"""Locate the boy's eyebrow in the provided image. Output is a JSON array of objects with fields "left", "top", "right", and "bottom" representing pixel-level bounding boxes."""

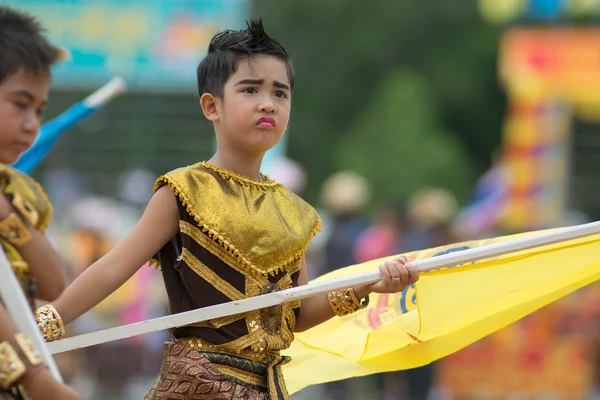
[
  {"left": 10, "top": 89, "right": 44, "bottom": 101},
  {"left": 234, "top": 79, "right": 290, "bottom": 91},
  {"left": 10, "top": 90, "right": 35, "bottom": 100},
  {"left": 273, "top": 81, "right": 290, "bottom": 91},
  {"left": 10, "top": 90, "right": 47, "bottom": 105},
  {"left": 235, "top": 78, "right": 264, "bottom": 87}
]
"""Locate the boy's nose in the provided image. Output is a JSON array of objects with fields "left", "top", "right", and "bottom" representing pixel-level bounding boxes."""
[
  {"left": 258, "top": 102, "right": 276, "bottom": 113},
  {"left": 22, "top": 114, "right": 41, "bottom": 136}
]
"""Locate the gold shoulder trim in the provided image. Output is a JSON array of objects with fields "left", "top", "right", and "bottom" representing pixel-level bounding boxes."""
[
  {"left": 148, "top": 257, "right": 160, "bottom": 269},
  {"left": 156, "top": 175, "right": 322, "bottom": 277},
  {"left": 0, "top": 166, "right": 53, "bottom": 233},
  {"left": 198, "top": 162, "right": 282, "bottom": 190}
]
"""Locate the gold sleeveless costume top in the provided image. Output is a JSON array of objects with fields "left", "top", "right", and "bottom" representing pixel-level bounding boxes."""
[
  {"left": 150, "top": 162, "right": 321, "bottom": 397},
  {"left": 0, "top": 165, "right": 52, "bottom": 399},
  {"left": 0, "top": 164, "right": 53, "bottom": 309}
]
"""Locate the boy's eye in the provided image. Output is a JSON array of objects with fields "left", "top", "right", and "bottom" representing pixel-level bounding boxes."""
[
  {"left": 243, "top": 87, "right": 257, "bottom": 94},
  {"left": 274, "top": 91, "right": 287, "bottom": 99},
  {"left": 13, "top": 102, "right": 27, "bottom": 109}
]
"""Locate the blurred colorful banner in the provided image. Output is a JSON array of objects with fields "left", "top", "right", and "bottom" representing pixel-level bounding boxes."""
[
  {"left": 500, "top": 28, "right": 600, "bottom": 107},
  {"left": 499, "top": 28, "right": 600, "bottom": 232},
  {"left": 3, "top": 0, "right": 248, "bottom": 90},
  {"left": 478, "top": 0, "right": 600, "bottom": 24},
  {"left": 458, "top": 28, "right": 600, "bottom": 234}
]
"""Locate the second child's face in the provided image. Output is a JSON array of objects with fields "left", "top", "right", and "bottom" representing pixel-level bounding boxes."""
[
  {"left": 215, "top": 56, "right": 291, "bottom": 155},
  {"left": 0, "top": 69, "right": 50, "bottom": 164}
]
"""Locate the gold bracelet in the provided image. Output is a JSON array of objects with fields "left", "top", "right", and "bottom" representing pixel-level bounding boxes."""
[
  {"left": 0, "top": 341, "right": 26, "bottom": 390},
  {"left": 327, "top": 288, "right": 369, "bottom": 317},
  {"left": 35, "top": 304, "right": 65, "bottom": 342},
  {"left": 0, "top": 213, "right": 31, "bottom": 247},
  {"left": 14, "top": 333, "right": 43, "bottom": 366}
]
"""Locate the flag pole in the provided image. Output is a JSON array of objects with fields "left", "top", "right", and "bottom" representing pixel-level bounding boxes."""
[
  {"left": 14, "top": 76, "right": 127, "bottom": 173},
  {"left": 48, "top": 220, "right": 600, "bottom": 355}
]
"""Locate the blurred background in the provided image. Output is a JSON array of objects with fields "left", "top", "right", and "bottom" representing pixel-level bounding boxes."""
[{"left": 4, "top": 0, "right": 600, "bottom": 398}]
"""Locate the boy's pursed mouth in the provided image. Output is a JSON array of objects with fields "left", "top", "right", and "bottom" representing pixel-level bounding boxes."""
[
  {"left": 257, "top": 117, "right": 275, "bottom": 128},
  {"left": 12, "top": 141, "right": 32, "bottom": 150}
]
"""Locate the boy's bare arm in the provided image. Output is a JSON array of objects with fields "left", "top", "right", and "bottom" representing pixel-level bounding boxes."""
[
  {"left": 293, "top": 257, "right": 337, "bottom": 332},
  {"left": 0, "top": 304, "right": 81, "bottom": 399},
  {"left": 11, "top": 230, "right": 66, "bottom": 302},
  {"left": 0, "top": 195, "right": 67, "bottom": 301},
  {"left": 50, "top": 186, "right": 179, "bottom": 325}
]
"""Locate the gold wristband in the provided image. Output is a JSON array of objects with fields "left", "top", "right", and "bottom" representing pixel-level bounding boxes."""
[
  {"left": 328, "top": 288, "right": 369, "bottom": 317},
  {"left": 0, "top": 213, "right": 31, "bottom": 247},
  {"left": 14, "top": 333, "right": 43, "bottom": 367},
  {"left": 35, "top": 304, "right": 65, "bottom": 342},
  {"left": 0, "top": 341, "right": 26, "bottom": 390}
]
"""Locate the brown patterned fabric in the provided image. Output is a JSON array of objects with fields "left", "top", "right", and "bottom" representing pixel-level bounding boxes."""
[{"left": 145, "top": 342, "right": 268, "bottom": 400}]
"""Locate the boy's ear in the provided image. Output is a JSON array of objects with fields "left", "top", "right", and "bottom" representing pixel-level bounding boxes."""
[{"left": 200, "top": 93, "right": 220, "bottom": 122}]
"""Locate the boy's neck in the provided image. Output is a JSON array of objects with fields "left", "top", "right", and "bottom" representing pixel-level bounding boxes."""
[{"left": 207, "top": 151, "right": 264, "bottom": 180}]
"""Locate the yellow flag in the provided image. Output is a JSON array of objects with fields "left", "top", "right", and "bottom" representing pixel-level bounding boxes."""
[{"left": 282, "top": 231, "right": 600, "bottom": 394}]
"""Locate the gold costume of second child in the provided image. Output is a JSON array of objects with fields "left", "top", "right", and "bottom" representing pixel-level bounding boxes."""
[{"left": 0, "top": 164, "right": 53, "bottom": 400}]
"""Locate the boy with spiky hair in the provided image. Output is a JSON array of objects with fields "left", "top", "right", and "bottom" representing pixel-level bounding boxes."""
[
  {"left": 39, "top": 20, "right": 419, "bottom": 399},
  {"left": 0, "top": 6, "right": 80, "bottom": 400}
]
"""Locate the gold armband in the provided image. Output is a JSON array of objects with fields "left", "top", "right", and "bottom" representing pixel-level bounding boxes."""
[
  {"left": 36, "top": 304, "right": 65, "bottom": 342},
  {"left": 14, "top": 334, "right": 43, "bottom": 367},
  {"left": 0, "top": 341, "right": 26, "bottom": 390},
  {"left": 327, "top": 288, "right": 369, "bottom": 317},
  {"left": 0, "top": 213, "right": 31, "bottom": 247}
]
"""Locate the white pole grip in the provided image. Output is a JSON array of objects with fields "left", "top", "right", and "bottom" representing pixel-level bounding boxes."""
[{"left": 83, "top": 76, "right": 127, "bottom": 108}]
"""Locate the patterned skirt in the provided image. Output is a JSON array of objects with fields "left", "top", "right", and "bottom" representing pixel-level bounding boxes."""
[{"left": 145, "top": 340, "right": 290, "bottom": 400}]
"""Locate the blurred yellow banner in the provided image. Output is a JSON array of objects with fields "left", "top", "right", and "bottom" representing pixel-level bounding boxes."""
[{"left": 282, "top": 231, "right": 600, "bottom": 394}]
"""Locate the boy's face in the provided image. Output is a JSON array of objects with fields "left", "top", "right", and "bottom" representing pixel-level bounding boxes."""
[
  {"left": 0, "top": 68, "right": 50, "bottom": 164},
  {"left": 208, "top": 56, "right": 291, "bottom": 155}
]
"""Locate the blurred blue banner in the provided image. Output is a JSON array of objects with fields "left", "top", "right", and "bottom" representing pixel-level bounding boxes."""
[{"left": 4, "top": 0, "right": 248, "bottom": 91}]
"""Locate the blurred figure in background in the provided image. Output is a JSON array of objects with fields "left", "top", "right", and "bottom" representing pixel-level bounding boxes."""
[
  {"left": 264, "top": 156, "right": 307, "bottom": 196},
  {"left": 353, "top": 204, "right": 405, "bottom": 400},
  {"left": 320, "top": 171, "right": 371, "bottom": 275},
  {"left": 319, "top": 171, "right": 372, "bottom": 400},
  {"left": 394, "top": 187, "right": 459, "bottom": 400},
  {"left": 403, "top": 187, "right": 458, "bottom": 253},
  {"left": 0, "top": 5, "right": 80, "bottom": 399},
  {"left": 354, "top": 203, "right": 404, "bottom": 264}
]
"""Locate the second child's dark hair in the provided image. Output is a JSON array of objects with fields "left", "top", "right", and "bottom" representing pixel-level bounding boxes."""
[
  {"left": 0, "top": 6, "right": 63, "bottom": 84},
  {"left": 197, "top": 19, "right": 294, "bottom": 98}
]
